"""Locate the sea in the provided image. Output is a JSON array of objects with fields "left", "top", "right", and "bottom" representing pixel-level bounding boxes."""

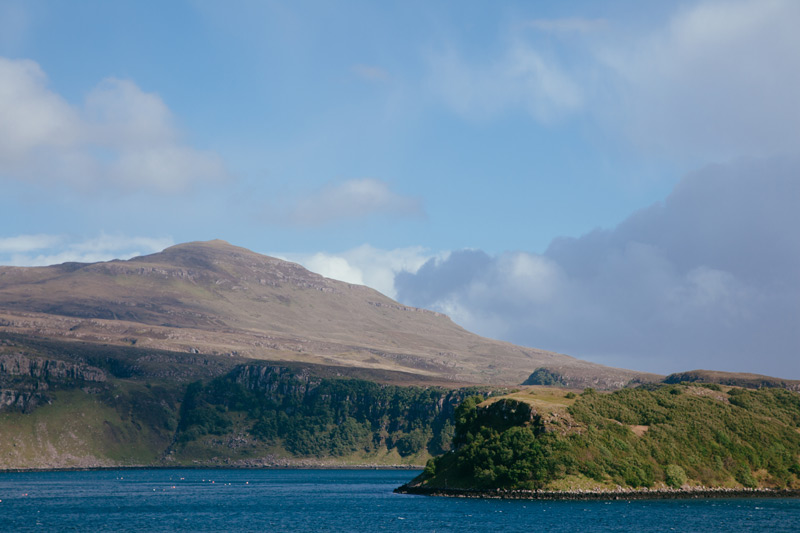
[{"left": 1, "top": 469, "right": 798, "bottom": 532}]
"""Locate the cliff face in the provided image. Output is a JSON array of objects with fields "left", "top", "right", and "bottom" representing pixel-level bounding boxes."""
[
  {"left": 0, "top": 352, "right": 107, "bottom": 413},
  {"left": 169, "top": 362, "right": 494, "bottom": 464},
  {"left": 231, "top": 364, "right": 321, "bottom": 397},
  {"left": 0, "top": 353, "right": 107, "bottom": 383},
  {"left": 0, "top": 389, "right": 45, "bottom": 412}
]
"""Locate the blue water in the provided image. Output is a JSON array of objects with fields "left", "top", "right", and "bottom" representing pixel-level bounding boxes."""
[{"left": 0, "top": 469, "right": 798, "bottom": 532}]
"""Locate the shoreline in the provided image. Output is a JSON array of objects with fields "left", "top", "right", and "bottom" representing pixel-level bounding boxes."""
[{"left": 395, "top": 484, "right": 800, "bottom": 501}]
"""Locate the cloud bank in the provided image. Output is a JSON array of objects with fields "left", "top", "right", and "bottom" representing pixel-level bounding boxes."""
[
  {"left": 429, "top": 0, "right": 800, "bottom": 158},
  {"left": 396, "top": 157, "right": 800, "bottom": 378},
  {"left": 0, "top": 57, "right": 227, "bottom": 193},
  {"left": 606, "top": 0, "right": 800, "bottom": 158}
]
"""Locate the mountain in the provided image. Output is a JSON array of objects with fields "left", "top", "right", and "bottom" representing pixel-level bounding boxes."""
[{"left": 0, "top": 240, "right": 657, "bottom": 388}]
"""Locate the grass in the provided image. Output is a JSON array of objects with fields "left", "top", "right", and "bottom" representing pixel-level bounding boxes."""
[
  {"left": 480, "top": 387, "right": 579, "bottom": 428},
  {"left": 0, "top": 388, "right": 165, "bottom": 468},
  {"left": 482, "top": 386, "right": 578, "bottom": 410}
]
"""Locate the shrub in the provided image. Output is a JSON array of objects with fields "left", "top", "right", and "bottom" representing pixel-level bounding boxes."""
[
  {"left": 424, "top": 458, "right": 436, "bottom": 477},
  {"left": 523, "top": 368, "right": 564, "bottom": 386},
  {"left": 665, "top": 464, "right": 687, "bottom": 488},
  {"left": 735, "top": 466, "right": 758, "bottom": 488}
]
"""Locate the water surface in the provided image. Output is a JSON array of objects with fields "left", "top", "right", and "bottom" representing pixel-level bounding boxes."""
[{"left": 1, "top": 469, "right": 798, "bottom": 531}]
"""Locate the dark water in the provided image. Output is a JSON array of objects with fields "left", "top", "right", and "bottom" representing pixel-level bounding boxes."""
[{"left": 1, "top": 469, "right": 798, "bottom": 532}]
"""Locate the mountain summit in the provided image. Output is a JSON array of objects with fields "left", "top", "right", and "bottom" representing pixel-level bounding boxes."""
[{"left": 0, "top": 240, "right": 657, "bottom": 387}]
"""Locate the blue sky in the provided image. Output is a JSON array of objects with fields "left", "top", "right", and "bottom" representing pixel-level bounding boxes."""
[{"left": 1, "top": 0, "right": 798, "bottom": 378}]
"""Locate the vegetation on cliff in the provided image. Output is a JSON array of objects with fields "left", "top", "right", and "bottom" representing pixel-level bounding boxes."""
[
  {"left": 0, "top": 334, "right": 495, "bottom": 468},
  {"left": 412, "top": 384, "right": 800, "bottom": 491},
  {"left": 171, "top": 366, "right": 491, "bottom": 462}
]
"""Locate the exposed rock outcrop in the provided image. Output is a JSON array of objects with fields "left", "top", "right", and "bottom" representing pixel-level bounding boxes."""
[
  {"left": 0, "top": 353, "right": 106, "bottom": 382},
  {"left": 0, "top": 388, "right": 48, "bottom": 412},
  {"left": 231, "top": 364, "right": 322, "bottom": 396},
  {"left": 0, "top": 352, "right": 107, "bottom": 412}
]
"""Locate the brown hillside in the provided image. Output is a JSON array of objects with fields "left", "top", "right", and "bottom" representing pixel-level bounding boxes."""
[{"left": 0, "top": 240, "right": 659, "bottom": 387}]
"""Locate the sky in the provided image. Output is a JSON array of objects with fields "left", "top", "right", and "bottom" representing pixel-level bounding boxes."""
[{"left": 1, "top": 0, "right": 798, "bottom": 378}]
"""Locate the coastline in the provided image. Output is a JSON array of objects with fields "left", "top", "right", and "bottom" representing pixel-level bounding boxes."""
[{"left": 395, "top": 484, "right": 800, "bottom": 501}]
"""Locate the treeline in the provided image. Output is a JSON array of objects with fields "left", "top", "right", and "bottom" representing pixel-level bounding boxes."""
[
  {"left": 175, "top": 364, "right": 490, "bottom": 458},
  {"left": 417, "top": 384, "right": 800, "bottom": 491}
]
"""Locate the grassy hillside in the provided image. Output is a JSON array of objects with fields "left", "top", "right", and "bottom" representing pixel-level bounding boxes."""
[
  {"left": 0, "top": 385, "right": 180, "bottom": 468},
  {"left": 0, "top": 334, "right": 500, "bottom": 469},
  {"left": 411, "top": 384, "right": 800, "bottom": 491}
]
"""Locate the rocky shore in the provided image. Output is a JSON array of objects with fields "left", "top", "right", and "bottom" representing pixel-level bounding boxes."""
[{"left": 395, "top": 484, "right": 800, "bottom": 500}]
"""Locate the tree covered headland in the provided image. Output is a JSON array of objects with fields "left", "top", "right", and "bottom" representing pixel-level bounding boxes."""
[{"left": 413, "top": 384, "right": 800, "bottom": 491}]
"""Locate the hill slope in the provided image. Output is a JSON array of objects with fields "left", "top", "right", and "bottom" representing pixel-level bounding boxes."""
[
  {"left": 402, "top": 384, "right": 800, "bottom": 493},
  {"left": 0, "top": 240, "right": 656, "bottom": 387}
]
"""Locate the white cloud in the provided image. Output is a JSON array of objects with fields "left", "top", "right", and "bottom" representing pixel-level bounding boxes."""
[
  {"left": 0, "top": 58, "right": 78, "bottom": 161},
  {"left": 272, "top": 178, "right": 423, "bottom": 227},
  {"left": 396, "top": 157, "right": 800, "bottom": 378},
  {"left": 0, "top": 234, "right": 63, "bottom": 254},
  {"left": 302, "top": 254, "right": 366, "bottom": 286},
  {"left": 0, "top": 57, "right": 227, "bottom": 193},
  {"left": 0, "top": 233, "right": 174, "bottom": 266},
  {"left": 428, "top": 41, "right": 583, "bottom": 122},
  {"left": 276, "top": 244, "right": 434, "bottom": 298}
]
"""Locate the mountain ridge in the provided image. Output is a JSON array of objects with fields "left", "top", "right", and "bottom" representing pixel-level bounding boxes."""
[{"left": 0, "top": 240, "right": 659, "bottom": 388}]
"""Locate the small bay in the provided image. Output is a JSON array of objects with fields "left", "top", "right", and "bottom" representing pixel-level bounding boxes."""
[{"left": 1, "top": 469, "right": 798, "bottom": 532}]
